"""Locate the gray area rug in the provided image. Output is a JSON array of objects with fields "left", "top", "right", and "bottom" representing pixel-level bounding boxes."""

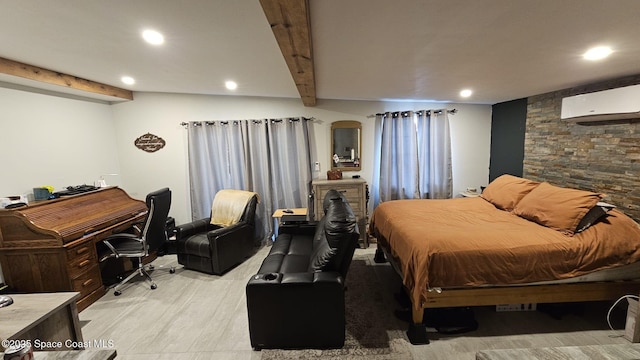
[{"left": 261, "top": 254, "right": 413, "bottom": 359}]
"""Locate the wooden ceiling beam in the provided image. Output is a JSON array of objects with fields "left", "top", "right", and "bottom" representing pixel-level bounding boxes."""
[
  {"left": 260, "top": 0, "right": 316, "bottom": 106},
  {"left": 0, "top": 57, "right": 133, "bottom": 101}
]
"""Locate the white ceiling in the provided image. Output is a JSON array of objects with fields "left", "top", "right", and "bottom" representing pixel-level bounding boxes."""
[{"left": 1, "top": 0, "right": 639, "bottom": 105}]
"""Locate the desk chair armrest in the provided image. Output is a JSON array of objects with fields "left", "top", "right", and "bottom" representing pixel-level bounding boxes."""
[
  {"left": 101, "top": 233, "right": 143, "bottom": 259},
  {"left": 128, "top": 218, "right": 147, "bottom": 234}
]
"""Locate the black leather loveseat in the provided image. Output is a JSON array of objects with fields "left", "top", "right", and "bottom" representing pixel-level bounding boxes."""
[{"left": 246, "top": 190, "right": 360, "bottom": 350}]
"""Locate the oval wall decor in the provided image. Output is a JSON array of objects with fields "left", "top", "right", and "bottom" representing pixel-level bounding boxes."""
[{"left": 134, "top": 133, "right": 166, "bottom": 153}]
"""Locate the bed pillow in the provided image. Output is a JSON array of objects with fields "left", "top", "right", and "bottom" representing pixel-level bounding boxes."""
[
  {"left": 575, "top": 201, "right": 616, "bottom": 233},
  {"left": 513, "top": 182, "right": 602, "bottom": 234},
  {"left": 480, "top": 174, "right": 540, "bottom": 211}
]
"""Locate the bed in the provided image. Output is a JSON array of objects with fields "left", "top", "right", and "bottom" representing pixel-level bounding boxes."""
[{"left": 369, "top": 175, "right": 640, "bottom": 344}]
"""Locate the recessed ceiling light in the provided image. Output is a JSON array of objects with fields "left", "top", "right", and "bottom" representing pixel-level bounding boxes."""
[
  {"left": 142, "top": 29, "right": 164, "bottom": 45},
  {"left": 225, "top": 81, "right": 238, "bottom": 90},
  {"left": 583, "top": 46, "right": 612, "bottom": 61},
  {"left": 460, "top": 89, "right": 472, "bottom": 98},
  {"left": 121, "top": 76, "right": 135, "bottom": 85}
]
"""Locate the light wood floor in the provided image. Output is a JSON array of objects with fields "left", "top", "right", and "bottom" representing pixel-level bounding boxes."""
[{"left": 80, "top": 246, "right": 632, "bottom": 359}]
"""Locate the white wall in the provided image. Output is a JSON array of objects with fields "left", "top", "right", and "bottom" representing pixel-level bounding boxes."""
[
  {"left": 0, "top": 86, "right": 120, "bottom": 284},
  {"left": 448, "top": 105, "right": 494, "bottom": 193},
  {"left": 0, "top": 87, "right": 120, "bottom": 196},
  {"left": 112, "top": 93, "right": 492, "bottom": 225}
]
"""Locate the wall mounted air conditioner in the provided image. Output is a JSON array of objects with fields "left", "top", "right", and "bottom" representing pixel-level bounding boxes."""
[{"left": 561, "top": 84, "right": 640, "bottom": 122}]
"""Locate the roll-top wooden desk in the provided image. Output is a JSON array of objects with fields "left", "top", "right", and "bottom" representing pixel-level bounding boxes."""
[{"left": 0, "top": 187, "right": 147, "bottom": 311}]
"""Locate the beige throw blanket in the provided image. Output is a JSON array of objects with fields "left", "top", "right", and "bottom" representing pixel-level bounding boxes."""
[{"left": 210, "top": 189, "right": 258, "bottom": 227}]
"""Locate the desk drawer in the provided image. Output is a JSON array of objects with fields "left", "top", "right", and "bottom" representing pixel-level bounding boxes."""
[
  {"left": 66, "top": 239, "right": 98, "bottom": 279},
  {"left": 317, "top": 186, "right": 361, "bottom": 201},
  {"left": 333, "top": 187, "right": 361, "bottom": 199},
  {"left": 72, "top": 265, "right": 102, "bottom": 299},
  {"left": 66, "top": 240, "right": 94, "bottom": 261},
  {"left": 68, "top": 252, "right": 96, "bottom": 279}
]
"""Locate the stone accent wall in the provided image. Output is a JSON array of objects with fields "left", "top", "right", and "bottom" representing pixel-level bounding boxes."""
[{"left": 523, "top": 74, "right": 640, "bottom": 221}]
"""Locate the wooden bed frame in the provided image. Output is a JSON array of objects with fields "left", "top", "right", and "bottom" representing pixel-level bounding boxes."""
[{"left": 375, "top": 245, "right": 640, "bottom": 344}]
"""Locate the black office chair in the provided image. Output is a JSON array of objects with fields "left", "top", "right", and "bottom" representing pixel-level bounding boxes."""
[{"left": 99, "top": 187, "right": 172, "bottom": 295}]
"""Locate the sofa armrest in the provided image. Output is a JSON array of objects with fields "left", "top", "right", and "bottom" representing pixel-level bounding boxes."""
[
  {"left": 206, "top": 221, "right": 248, "bottom": 240},
  {"left": 175, "top": 218, "right": 215, "bottom": 239},
  {"left": 246, "top": 271, "right": 346, "bottom": 349}
]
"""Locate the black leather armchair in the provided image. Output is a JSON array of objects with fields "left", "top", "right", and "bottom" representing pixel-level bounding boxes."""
[
  {"left": 175, "top": 190, "right": 258, "bottom": 275},
  {"left": 246, "top": 190, "right": 359, "bottom": 349}
]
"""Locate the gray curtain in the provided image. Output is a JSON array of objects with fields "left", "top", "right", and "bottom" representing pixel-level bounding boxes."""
[
  {"left": 188, "top": 121, "right": 246, "bottom": 219},
  {"left": 187, "top": 118, "right": 313, "bottom": 244},
  {"left": 421, "top": 110, "right": 452, "bottom": 199},
  {"left": 371, "top": 110, "right": 452, "bottom": 209}
]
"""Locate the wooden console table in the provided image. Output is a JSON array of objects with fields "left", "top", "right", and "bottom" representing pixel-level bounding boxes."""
[
  {"left": 312, "top": 178, "right": 368, "bottom": 247},
  {"left": 0, "top": 292, "right": 83, "bottom": 352}
]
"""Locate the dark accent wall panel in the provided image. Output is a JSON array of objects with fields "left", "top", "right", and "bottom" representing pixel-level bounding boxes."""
[{"left": 489, "top": 98, "right": 527, "bottom": 182}]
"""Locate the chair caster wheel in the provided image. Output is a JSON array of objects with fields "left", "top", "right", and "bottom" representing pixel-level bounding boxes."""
[
  {"left": 114, "top": 290, "right": 122, "bottom": 296},
  {"left": 169, "top": 268, "right": 175, "bottom": 274},
  {"left": 151, "top": 284, "right": 157, "bottom": 290}
]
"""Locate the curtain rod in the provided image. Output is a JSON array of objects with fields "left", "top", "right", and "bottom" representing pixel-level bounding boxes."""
[
  {"left": 179, "top": 116, "right": 315, "bottom": 128},
  {"left": 366, "top": 108, "right": 457, "bottom": 118}
]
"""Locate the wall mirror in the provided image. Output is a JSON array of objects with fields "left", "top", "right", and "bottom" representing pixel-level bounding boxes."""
[{"left": 331, "top": 120, "right": 362, "bottom": 172}]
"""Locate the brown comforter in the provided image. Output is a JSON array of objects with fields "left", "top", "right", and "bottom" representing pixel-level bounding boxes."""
[{"left": 369, "top": 197, "right": 640, "bottom": 309}]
